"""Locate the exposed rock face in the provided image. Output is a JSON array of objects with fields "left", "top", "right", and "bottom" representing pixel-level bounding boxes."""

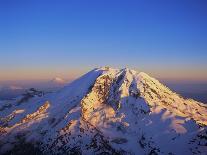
[{"left": 0, "top": 67, "right": 206, "bottom": 155}]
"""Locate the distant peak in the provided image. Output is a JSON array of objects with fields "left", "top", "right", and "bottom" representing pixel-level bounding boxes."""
[
  {"left": 9, "top": 85, "right": 23, "bottom": 90},
  {"left": 53, "top": 77, "right": 64, "bottom": 81},
  {"left": 51, "top": 77, "right": 66, "bottom": 84},
  {"left": 1, "top": 85, "right": 23, "bottom": 90}
]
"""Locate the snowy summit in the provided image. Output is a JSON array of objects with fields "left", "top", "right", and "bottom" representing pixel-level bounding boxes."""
[
  {"left": 0, "top": 67, "right": 206, "bottom": 155},
  {"left": 51, "top": 77, "right": 66, "bottom": 85}
]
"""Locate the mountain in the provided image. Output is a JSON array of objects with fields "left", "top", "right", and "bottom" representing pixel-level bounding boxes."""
[
  {"left": 0, "top": 85, "right": 25, "bottom": 100},
  {"left": 50, "top": 77, "right": 66, "bottom": 85},
  {"left": 39, "top": 77, "right": 67, "bottom": 92},
  {"left": 0, "top": 67, "right": 206, "bottom": 155},
  {"left": 1, "top": 85, "right": 23, "bottom": 90},
  {"left": 0, "top": 78, "right": 66, "bottom": 100}
]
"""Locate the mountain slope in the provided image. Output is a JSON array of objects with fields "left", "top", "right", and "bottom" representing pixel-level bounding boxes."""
[{"left": 0, "top": 67, "right": 206, "bottom": 155}]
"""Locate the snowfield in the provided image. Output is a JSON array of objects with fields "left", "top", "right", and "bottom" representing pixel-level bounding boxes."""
[{"left": 0, "top": 67, "right": 207, "bottom": 155}]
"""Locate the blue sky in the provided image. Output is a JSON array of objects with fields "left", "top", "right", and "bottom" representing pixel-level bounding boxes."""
[{"left": 0, "top": 0, "right": 207, "bottom": 81}]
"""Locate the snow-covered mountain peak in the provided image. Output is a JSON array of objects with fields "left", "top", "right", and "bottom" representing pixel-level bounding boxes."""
[
  {"left": 0, "top": 67, "right": 206, "bottom": 155},
  {"left": 51, "top": 77, "right": 66, "bottom": 84}
]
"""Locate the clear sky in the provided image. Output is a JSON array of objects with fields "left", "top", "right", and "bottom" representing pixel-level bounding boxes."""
[{"left": 0, "top": 0, "right": 207, "bottom": 81}]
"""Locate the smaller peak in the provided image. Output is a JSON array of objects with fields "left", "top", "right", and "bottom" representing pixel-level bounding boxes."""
[
  {"left": 53, "top": 77, "right": 62, "bottom": 80},
  {"left": 51, "top": 77, "right": 66, "bottom": 84},
  {"left": 1, "top": 85, "right": 23, "bottom": 90},
  {"left": 9, "top": 85, "right": 23, "bottom": 90}
]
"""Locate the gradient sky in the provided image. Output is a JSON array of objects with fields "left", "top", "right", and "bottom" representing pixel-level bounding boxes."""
[{"left": 0, "top": 0, "right": 207, "bottom": 81}]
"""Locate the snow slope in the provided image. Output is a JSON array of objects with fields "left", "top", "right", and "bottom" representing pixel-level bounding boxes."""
[{"left": 0, "top": 67, "right": 206, "bottom": 155}]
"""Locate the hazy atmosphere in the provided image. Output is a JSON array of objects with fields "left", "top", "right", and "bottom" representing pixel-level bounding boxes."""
[{"left": 0, "top": 0, "right": 207, "bottom": 81}]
